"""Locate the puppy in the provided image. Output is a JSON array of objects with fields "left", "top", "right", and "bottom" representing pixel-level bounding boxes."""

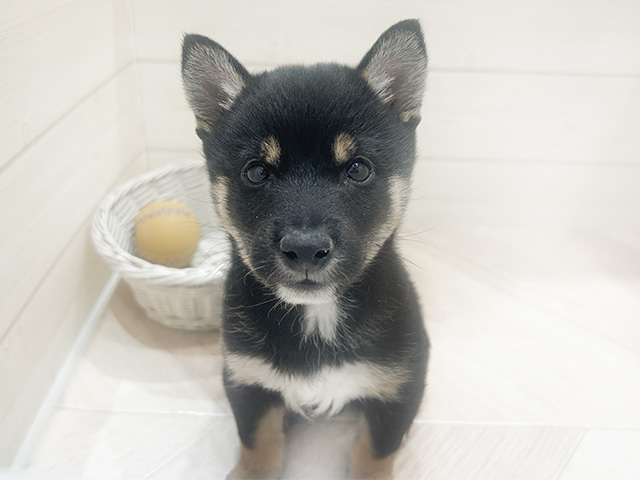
[{"left": 181, "top": 19, "right": 429, "bottom": 479}]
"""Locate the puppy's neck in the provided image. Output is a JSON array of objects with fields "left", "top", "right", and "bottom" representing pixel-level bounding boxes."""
[{"left": 302, "top": 301, "right": 340, "bottom": 344}]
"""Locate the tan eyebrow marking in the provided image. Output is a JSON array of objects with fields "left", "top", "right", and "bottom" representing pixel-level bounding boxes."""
[
  {"left": 260, "top": 136, "right": 281, "bottom": 167},
  {"left": 332, "top": 132, "right": 357, "bottom": 165}
]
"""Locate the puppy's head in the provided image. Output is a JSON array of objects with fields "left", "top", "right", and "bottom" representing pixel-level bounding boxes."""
[{"left": 182, "top": 20, "right": 427, "bottom": 305}]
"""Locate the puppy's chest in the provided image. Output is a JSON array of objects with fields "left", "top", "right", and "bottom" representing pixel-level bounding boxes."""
[
  {"left": 226, "top": 301, "right": 403, "bottom": 416},
  {"left": 300, "top": 302, "right": 341, "bottom": 343},
  {"left": 225, "top": 350, "right": 403, "bottom": 417}
]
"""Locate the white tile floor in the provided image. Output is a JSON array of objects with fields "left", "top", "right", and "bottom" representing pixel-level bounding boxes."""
[{"left": 22, "top": 227, "right": 640, "bottom": 479}]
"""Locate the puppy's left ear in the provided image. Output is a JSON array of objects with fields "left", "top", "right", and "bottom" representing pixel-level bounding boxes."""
[{"left": 358, "top": 19, "right": 427, "bottom": 124}]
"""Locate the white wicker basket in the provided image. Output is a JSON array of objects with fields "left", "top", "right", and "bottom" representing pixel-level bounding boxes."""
[{"left": 92, "top": 160, "right": 230, "bottom": 330}]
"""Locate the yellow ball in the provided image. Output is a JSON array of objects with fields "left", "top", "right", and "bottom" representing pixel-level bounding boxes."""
[{"left": 135, "top": 200, "right": 201, "bottom": 268}]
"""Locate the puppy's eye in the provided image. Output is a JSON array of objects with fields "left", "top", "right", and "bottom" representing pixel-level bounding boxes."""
[
  {"left": 346, "top": 157, "right": 373, "bottom": 183},
  {"left": 244, "top": 162, "right": 270, "bottom": 185}
]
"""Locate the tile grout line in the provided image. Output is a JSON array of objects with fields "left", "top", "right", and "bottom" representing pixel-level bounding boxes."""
[
  {"left": 0, "top": 147, "right": 145, "bottom": 346},
  {"left": 427, "top": 231, "right": 640, "bottom": 364},
  {"left": 9, "top": 273, "right": 121, "bottom": 473},
  {"left": 143, "top": 149, "right": 640, "bottom": 169},
  {"left": 141, "top": 421, "right": 230, "bottom": 479},
  {"left": 147, "top": 334, "right": 234, "bottom": 416},
  {"left": 414, "top": 155, "right": 640, "bottom": 168},
  {"left": 411, "top": 419, "right": 637, "bottom": 429},
  {"left": 553, "top": 428, "right": 589, "bottom": 480},
  {"left": 133, "top": 319, "right": 234, "bottom": 417},
  {"left": 413, "top": 252, "right": 637, "bottom": 423},
  {"left": 0, "top": 62, "right": 134, "bottom": 178},
  {"left": 54, "top": 405, "right": 233, "bottom": 418},
  {"left": 134, "top": 57, "right": 640, "bottom": 79},
  {"left": 428, "top": 66, "right": 640, "bottom": 79},
  {"left": 146, "top": 148, "right": 200, "bottom": 154},
  {"left": 125, "top": 0, "right": 151, "bottom": 171}
]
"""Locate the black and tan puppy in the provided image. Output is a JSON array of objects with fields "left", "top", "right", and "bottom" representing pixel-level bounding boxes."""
[{"left": 181, "top": 19, "right": 429, "bottom": 479}]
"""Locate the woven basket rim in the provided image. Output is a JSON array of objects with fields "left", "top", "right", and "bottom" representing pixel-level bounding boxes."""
[{"left": 92, "top": 159, "right": 229, "bottom": 288}]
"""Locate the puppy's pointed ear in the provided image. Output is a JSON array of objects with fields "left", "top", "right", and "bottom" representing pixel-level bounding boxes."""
[
  {"left": 358, "top": 20, "right": 427, "bottom": 123},
  {"left": 181, "top": 34, "right": 250, "bottom": 136}
]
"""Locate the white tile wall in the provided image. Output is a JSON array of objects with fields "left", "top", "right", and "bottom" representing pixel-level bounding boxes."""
[
  {"left": 130, "top": 0, "right": 640, "bottom": 75},
  {"left": 129, "top": 0, "right": 640, "bottom": 229},
  {"left": 0, "top": 0, "right": 145, "bottom": 465},
  {"left": 0, "top": 0, "right": 133, "bottom": 168}
]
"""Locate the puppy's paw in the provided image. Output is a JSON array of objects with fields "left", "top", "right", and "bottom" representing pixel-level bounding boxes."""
[
  {"left": 226, "top": 441, "right": 284, "bottom": 480},
  {"left": 226, "top": 462, "right": 281, "bottom": 480},
  {"left": 348, "top": 457, "right": 395, "bottom": 480}
]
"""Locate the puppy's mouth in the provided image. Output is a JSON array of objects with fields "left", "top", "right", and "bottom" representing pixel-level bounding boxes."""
[{"left": 275, "top": 280, "right": 336, "bottom": 305}]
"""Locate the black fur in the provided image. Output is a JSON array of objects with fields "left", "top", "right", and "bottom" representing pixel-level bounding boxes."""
[
  {"left": 223, "top": 239, "right": 427, "bottom": 373},
  {"left": 182, "top": 19, "right": 430, "bottom": 475}
]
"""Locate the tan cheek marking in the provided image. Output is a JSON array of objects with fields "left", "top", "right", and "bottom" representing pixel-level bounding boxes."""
[
  {"left": 332, "top": 132, "right": 357, "bottom": 165},
  {"left": 227, "top": 407, "right": 285, "bottom": 480},
  {"left": 210, "top": 178, "right": 227, "bottom": 222},
  {"left": 365, "top": 175, "right": 410, "bottom": 265},
  {"left": 210, "top": 178, "right": 256, "bottom": 272},
  {"left": 195, "top": 119, "right": 212, "bottom": 133},
  {"left": 260, "top": 136, "right": 281, "bottom": 167},
  {"left": 349, "top": 417, "right": 397, "bottom": 479},
  {"left": 399, "top": 107, "right": 421, "bottom": 123}
]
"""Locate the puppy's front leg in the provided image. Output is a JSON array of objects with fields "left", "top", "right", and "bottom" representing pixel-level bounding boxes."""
[
  {"left": 349, "top": 417, "right": 397, "bottom": 480},
  {"left": 349, "top": 396, "right": 421, "bottom": 480},
  {"left": 225, "top": 381, "right": 285, "bottom": 480}
]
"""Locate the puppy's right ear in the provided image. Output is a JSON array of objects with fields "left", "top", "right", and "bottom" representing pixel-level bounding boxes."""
[
  {"left": 358, "top": 20, "right": 427, "bottom": 124},
  {"left": 181, "top": 34, "right": 250, "bottom": 138}
]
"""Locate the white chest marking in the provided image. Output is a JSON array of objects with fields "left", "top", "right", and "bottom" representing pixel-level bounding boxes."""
[
  {"left": 303, "top": 301, "right": 340, "bottom": 343},
  {"left": 225, "top": 353, "right": 404, "bottom": 417}
]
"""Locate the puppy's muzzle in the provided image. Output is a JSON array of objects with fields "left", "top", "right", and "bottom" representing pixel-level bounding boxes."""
[{"left": 279, "top": 229, "right": 332, "bottom": 274}]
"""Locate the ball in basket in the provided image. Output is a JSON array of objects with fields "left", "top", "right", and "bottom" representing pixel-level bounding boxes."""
[{"left": 135, "top": 200, "right": 201, "bottom": 268}]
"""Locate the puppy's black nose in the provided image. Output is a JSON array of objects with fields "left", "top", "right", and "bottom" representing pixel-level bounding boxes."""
[{"left": 280, "top": 230, "right": 332, "bottom": 271}]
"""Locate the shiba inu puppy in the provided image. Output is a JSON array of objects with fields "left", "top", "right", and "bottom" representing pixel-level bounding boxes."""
[{"left": 182, "top": 19, "right": 429, "bottom": 479}]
